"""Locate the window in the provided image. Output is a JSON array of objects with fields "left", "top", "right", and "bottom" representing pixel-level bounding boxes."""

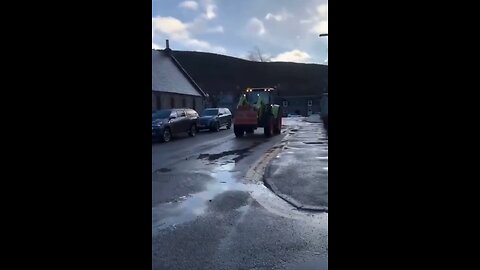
[
  {"left": 182, "top": 98, "right": 186, "bottom": 108},
  {"left": 192, "top": 98, "right": 196, "bottom": 110},
  {"left": 202, "top": 109, "right": 219, "bottom": 116},
  {"left": 246, "top": 92, "right": 270, "bottom": 104},
  {"left": 178, "top": 110, "right": 186, "bottom": 117},
  {"left": 153, "top": 110, "right": 172, "bottom": 119},
  {"left": 283, "top": 100, "right": 288, "bottom": 107},
  {"left": 170, "top": 97, "right": 175, "bottom": 108},
  {"left": 307, "top": 100, "right": 313, "bottom": 106},
  {"left": 187, "top": 110, "right": 198, "bottom": 117}
]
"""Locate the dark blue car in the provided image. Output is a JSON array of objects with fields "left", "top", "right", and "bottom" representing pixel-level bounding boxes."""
[{"left": 197, "top": 108, "right": 232, "bottom": 132}]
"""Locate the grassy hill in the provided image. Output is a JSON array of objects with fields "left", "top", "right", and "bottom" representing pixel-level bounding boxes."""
[{"left": 171, "top": 50, "right": 328, "bottom": 98}]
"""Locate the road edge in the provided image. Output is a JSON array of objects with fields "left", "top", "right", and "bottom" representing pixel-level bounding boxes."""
[
  {"left": 244, "top": 128, "right": 329, "bottom": 213},
  {"left": 263, "top": 164, "right": 329, "bottom": 212}
]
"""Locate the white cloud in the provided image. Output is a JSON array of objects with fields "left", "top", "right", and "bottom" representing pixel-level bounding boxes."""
[
  {"left": 206, "top": 25, "right": 224, "bottom": 33},
  {"left": 202, "top": 0, "right": 217, "bottom": 20},
  {"left": 184, "top": 38, "right": 226, "bottom": 54},
  {"left": 152, "top": 16, "right": 226, "bottom": 54},
  {"left": 205, "top": 5, "right": 216, "bottom": 19},
  {"left": 152, "top": 42, "right": 161, "bottom": 49},
  {"left": 184, "top": 17, "right": 223, "bottom": 35},
  {"left": 311, "top": 20, "right": 328, "bottom": 34},
  {"left": 265, "top": 13, "right": 282, "bottom": 21},
  {"left": 308, "top": 3, "right": 328, "bottom": 34},
  {"left": 247, "top": 18, "right": 266, "bottom": 36},
  {"left": 179, "top": 1, "right": 199, "bottom": 10},
  {"left": 271, "top": 49, "right": 312, "bottom": 63},
  {"left": 185, "top": 17, "right": 208, "bottom": 33},
  {"left": 265, "top": 9, "right": 292, "bottom": 21},
  {"left": 316, "top": 4, "right": 328, "bottom": 19},
  {"left": 152, "top": 16, "right": 189, "bottom": 40}
]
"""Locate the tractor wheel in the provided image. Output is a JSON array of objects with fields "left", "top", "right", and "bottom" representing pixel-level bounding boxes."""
[
  {"left": 274, "top": 114, "right": 282, "bottom": 135},
  {"left": 234, "top": 126, "right": 244, "bottom": 137},
  {"left": 264, "top": 115, "right": 273, "bottom": 137}
]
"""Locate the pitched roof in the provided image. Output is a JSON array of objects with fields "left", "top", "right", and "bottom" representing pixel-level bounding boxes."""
[{"left": 152, "top": 49, "right": 207, "bottom": 97}]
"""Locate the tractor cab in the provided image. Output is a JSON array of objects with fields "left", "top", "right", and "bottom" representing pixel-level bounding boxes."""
[{"left": 244, "top": 88, "right": 275, "bottom": 105}]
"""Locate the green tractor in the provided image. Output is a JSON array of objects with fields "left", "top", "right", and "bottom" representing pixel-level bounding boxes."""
[{"left": 233, "top": 87, "right": 282, "bottom": 138}]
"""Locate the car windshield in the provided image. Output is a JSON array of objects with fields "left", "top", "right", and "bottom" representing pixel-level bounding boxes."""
[
  {"left": 152, "top": 110, "right": 172, "bottom": 120},
  {"left": 202, "top": 109, "right": 219, "bottom": 116},
  {"left": 246, "top": 92, "right": 270, "bottom": 104}
]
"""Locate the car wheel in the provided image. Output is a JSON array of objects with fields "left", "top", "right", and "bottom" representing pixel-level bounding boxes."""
[
  {"left": 161, "top": 128, "right": 172, "bottom": 142},
  {"left": 211, "top": 122, "right": 220, "bottom": 132},
  {"left": 189, "top": 124, "right": 197, "bottom": 137}
]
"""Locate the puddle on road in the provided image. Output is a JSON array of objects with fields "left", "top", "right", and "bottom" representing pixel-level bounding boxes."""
[
  {"left": 303, "top": 141, "right": 325, "bottom": 145},
  {"left": 153, "top": 129, "right": 326, "bottom": 232},
  {"left": 214, "top": 162, "right": 235, "bottom": 171},
  {"left": 153, "top": 161, "right": 250, "bottom": 231},
  {"left": 152, "top": 156, "right": 318, "bottom": 231},
  {"left": 155, "top": 168, "right": 172, "bottom": 173}
]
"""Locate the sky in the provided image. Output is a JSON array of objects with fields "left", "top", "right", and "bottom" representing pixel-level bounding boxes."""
[{"left": 152, "top": 0, "right": 328, "bottom": 64}]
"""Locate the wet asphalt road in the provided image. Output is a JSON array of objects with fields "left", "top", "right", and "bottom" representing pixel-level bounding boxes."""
[
  {"left": 265, "top": 119, "right": 328, "bottom": 211},
  {"left": 152, "top": 119, "right": 328, "bottom": 270}
]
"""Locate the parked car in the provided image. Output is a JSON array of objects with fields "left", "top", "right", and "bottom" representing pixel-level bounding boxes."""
[
  {"left": 198, "top": 108, "right": 232, "bottom": 132},
  {"left": 152, "top": 108, "right": 199, "bottom": 142}
]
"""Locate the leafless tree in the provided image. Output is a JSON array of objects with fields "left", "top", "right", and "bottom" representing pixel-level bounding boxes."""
[{"left": 247, "top": 46, "right": 271, "bottom": 62}]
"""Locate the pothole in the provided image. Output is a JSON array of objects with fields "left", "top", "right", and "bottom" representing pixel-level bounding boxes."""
[{"left": 197, "top": 142, "right": 262, "bottom": 162}]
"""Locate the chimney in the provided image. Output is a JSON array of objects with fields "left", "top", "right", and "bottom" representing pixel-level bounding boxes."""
[{"left": 164, "top": 39, "right": 172, "bottom": 55}]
